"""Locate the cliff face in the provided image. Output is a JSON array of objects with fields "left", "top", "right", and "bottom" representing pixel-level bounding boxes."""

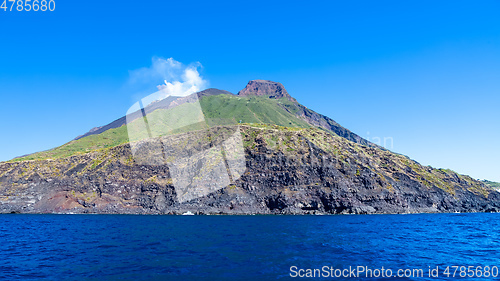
[{"left": 1, "top": 125, "right": 498, "bottom": 214}]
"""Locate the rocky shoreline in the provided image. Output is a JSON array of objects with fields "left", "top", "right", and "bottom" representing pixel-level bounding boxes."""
[{"left": 1, "top": 126, "right": 499, "bottom": 215}]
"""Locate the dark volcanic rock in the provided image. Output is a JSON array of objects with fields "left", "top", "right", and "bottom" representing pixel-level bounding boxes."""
[
  {"left": 289, "top": 103, "right": 372, "bottom": 147},
  {"left": 0, "top": 126, "right": 498, "bottom": 215}
]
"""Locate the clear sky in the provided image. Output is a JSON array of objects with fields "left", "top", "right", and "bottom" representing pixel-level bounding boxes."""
[{"left": 0, "top": 0, "right": 499, "bottom": 181}]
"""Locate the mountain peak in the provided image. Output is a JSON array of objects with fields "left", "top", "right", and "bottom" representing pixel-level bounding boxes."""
[{"left": 237, "top": 80, "right": 296, "bottom": 102}]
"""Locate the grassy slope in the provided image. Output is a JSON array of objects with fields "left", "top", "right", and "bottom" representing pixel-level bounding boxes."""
[
  {"left": 11, "top": 95, "right": 312, "bottom": 161},
  {"left": 201, "top": 94, "right": 310, "bottom": 128}
]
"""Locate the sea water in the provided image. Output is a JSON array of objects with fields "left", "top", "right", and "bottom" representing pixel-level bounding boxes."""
[{"left": 1, "top": 213, "right": 499, "bottom": 280}]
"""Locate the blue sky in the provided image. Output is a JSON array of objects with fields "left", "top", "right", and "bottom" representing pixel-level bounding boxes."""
[{"left": 0, "top": 0, "right": 499, "bottom": 181}]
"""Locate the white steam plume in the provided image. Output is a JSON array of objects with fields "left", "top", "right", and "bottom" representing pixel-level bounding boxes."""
[{"left": 128, "top": 57, "right": 208, "bottom": 104}]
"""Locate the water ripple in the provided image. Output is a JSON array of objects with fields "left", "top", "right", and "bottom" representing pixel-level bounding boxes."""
[{"left": 0, "top": 213, "right": 499, "bottom": 280}]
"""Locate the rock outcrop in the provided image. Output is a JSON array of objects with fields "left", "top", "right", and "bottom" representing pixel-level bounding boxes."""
[{"left": 238, "top": 80, "right": 297, "bottom": 102}]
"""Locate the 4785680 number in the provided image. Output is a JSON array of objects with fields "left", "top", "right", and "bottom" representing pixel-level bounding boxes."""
[{"left": 1, "top": 0, "right": 55, "bottom": 11}]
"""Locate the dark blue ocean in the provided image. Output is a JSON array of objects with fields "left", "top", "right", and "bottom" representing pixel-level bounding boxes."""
[{"left": 1, "top": 213, "right": 499, "bottom": 280}]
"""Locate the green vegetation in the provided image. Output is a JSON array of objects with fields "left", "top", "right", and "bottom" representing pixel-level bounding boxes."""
[
  {"left": 11, "top": 94, "right": 312, "bottom": 162},
  {"left": 12, "top": 126, "right": 129, "bottom": 162},
  {"left": 200, "top": 95, "right": 311, "bottom": 128}
]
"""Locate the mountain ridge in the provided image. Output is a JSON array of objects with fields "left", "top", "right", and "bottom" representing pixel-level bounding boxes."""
[
  {"left": 13, "top": 80, "right": 371, "bottom": 162},
  {"left": 1, "top": 80, "right": 499, "bottom": 214},
  {"left": 80, "top": 80, "right": 369, "bottom": 146},
  {"left": 74, "top": 88, "right": 233, "bottom": 141}
]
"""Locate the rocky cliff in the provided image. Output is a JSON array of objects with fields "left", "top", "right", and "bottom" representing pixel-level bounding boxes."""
[
  {"left": 1, "top": 125, "right": 498, "bottom": 214},
  {"left": 238, "top": 80, "right": 296, "bottom": 102}
]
